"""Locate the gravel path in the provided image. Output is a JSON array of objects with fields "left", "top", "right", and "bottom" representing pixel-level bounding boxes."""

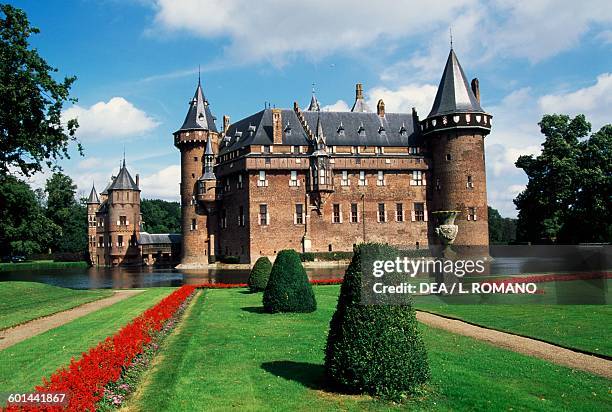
[
  {"left": 0, "top": 290, "right": 144, "bottom": 351},
  {"left": 416, "top": 311, "right": 612, "bottom": 379}
]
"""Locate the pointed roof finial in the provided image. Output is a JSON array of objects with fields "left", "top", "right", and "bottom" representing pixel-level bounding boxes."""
[
  {"left": 307, "top": 82, "right": 321, "bottom": 111},
  {"left": 122, "top": 145, "right": 126, "bottom": 168},
  {"left": 449, "top": 27, "right": 453, "bottom": 50},
  {"left": 198, "top": 64, "right": 201, "bottom": 84}
]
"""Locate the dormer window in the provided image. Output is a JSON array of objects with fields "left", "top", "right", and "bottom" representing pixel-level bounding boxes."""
[
  {"left": 284, "top": 122, "right": 292, "bottom": 135},
  {"left": 378, "top": 125, "right": 385, "bottom": 134},
  {"left": 358, "top": 122, "right": 365, "bottom": 136},
  {"left": 399, "top": 123, "right": 407, "bottom": 136},
  {"left": 248, "top": 124, "right": 256, "bottom": 136},
  {"left": 337, "top": 122, "right": 345, "bottom": 136},
  {"left": 198, "top": 113, "right": 205, "bottom": 120}
]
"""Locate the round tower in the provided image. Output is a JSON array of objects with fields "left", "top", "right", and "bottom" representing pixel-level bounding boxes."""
[
  {"left": 174, "top": 79, "right": 219, "bottom": 266},
  {"left": 106, "top": 159, "right": 141, "bottom": 266},
  {"left": 86, "top": 184, "right": 101, "bottom": 265},
  {"left": 422, "top": 49, "right": 492, "bottom": 251}
]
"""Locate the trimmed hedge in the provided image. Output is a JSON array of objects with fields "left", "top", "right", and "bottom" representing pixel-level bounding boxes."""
[
  {"left": 248, "top": 257, "right": 272, "bottom": 292},
  {"left": 263, "top": 249, "right": 316, "bottom": 313},
  {"left": 299, "top": 251, "right": 354, "bottom": 262},
  {"left": 324, "top": 243, "right": 430, "bottom": 400}
]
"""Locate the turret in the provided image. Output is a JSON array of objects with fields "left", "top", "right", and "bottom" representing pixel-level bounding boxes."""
[
  {"left": 422, "top": 49, "right": 491, "bottom": 250},
  {"left": 308, "top": 112, "right": 334, "bottom": 210},
  {"left": 174, "top": 77, "right": 219, "bottom": 265},
  {"left": 86, "top": 184, "right": 100, "bottom": 264}
]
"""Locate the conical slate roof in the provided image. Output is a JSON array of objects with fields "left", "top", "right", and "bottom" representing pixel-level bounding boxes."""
[
  {"left": 108, "top": 160, "right": 139, "bottom": 191},
  {"left": 427, "top": 49, "right": 483, "bottom": 118},
  {"left": 87, "top": 185, "right": 100, "bottom": 204},
  {"left": 204, "top": 137, "right": 214, "bottom": 155},
  {"left": 307, "top": 92, "right": 320, "bottom": 111},
  {"left": 177, "top": 79, "right": 218, "bottom": 133}
]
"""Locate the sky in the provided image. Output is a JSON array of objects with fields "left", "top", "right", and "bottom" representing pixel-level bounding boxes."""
[{"left": 10, "top": 0, "right": 612, "bottom": 217}]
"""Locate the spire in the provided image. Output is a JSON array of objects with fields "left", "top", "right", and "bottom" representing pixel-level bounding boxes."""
[
  {"left": 307, "top": 83, "right": 321, "bottom": 111},
  {"left": 202, "top": 138, "right": 216, "bottom": 180},
  {"left": 108, "top": 159, "right": 139, "bottom": 191},
  {"left": 177, "top": 78, "right": 218, "bottom": 133},
  {"left": 427, "top": 49, "right": 483, "bottom": 118},
  {"left": 351, "top": 83, "right": 371, "bottom": 112},
  {"left": 87, "top": 184, "right": 100, "bottom": 204},
  {"left": 204, "top": 137, "right": 214, "bottom": 156}
]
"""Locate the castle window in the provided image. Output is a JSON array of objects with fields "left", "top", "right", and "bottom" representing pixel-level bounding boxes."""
[
  {"left": 330, "top": 146, "right": 336, "bottom": 154},
  {"left": 350, "top": 203, "right": 359, "bottom": 223},
  {"left": 358, "top": 171, "right": 367, "bottom": 186},
  {"left": 118, "top": 235, "right": 124, "bottom": 248},
  {"left": 295, "top": 204, "right": 304, "bottom": 225},
  {"left": 467, "top": 175, "right": 474, "bottom": 188},
  {"left": 192, "top": 173, "right": 195, "bottom": 178},
  {"left": 265, "top": 157, "right": 271, "bottom": 165},
  {"left": 328, "top": 244, "right": 333, "bottom": 252},
  {"left": 257, "top": 171, "right": 268, "bottom": 187},
  {"left": 194, "top": 156, "right": 198, "bottom": 162},
  {"left": 119, "top": 216, "right": 127, "bottom": 226},
  {"left": 332, "top": 204, "right": 342, "bottom": 223},
  {"left": 377, "top": 171, "right": 385, "bottom": 186},
  {"left": 98, "top": 236, "right": 103, "bottom": 248},
  {"left": 352, "top": 146, "right": 359, "bottom": 154},
  {"left": 446, "top": 153, "right": 452, "bottom": 161},
  {"left": 289, "top": 170, "right": 299, "bottom": 187},
  {"left": 413, "top": 203, "right": 426, "bottom": 222},
  {"left": 377, "top": 203, "right": 387, "bottom": 223},
  {"left": 191, "top": 219, "right": 197, "bottom": 231},
  {"left": 237, "top": 174, "right": 244, "bottom": 189},
  {"left": 292, "top": 145, "right": 300, "bottom": 154},
  {"left": 409, "top": 146, "right": 419, "bottom": 154},
  {"left": 238, "top": 206, "right": 245, "bottom": 227},
  {"left": 355, "top": 157, "right": 361, "bottom": 164},
  {"left": 467, "top": 207, "right": 477, "bottom": 221},
  {"left": 436, "top": 179, "right": 441, "bottom": 191},
  {"left": 221, "top": 209, "right": 227, "bottom": 229},
  {"left": 375, "top": 146, "right": 383, "bottom": 155},
  {"left": 411, "top": 170, "right": 424, "bottom": 186},
  {"left": 259, "top": 204, "right": 269, "bottom": 226},
  {"left": 396, "top": 203, "right": 404, "bottom": 222},
  {"left": 341, "top": 171, "right": 350, "bottom": 186},
  {"left": 224, "top": 178, "right": 231, "bottom": 192},
  {"left": 263, "top": 145, "right": 271, "bottom": 154}
]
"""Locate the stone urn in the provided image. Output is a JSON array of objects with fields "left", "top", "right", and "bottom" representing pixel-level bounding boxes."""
[{"left": 431, "top": 210, "right": 460, "bottom": 257}]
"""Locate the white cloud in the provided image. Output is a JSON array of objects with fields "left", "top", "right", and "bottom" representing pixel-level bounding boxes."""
[
  {"left": 596, "top": 29, "right": 612, "bottom": 44},
  {"left": 149, "top": 0, "right": 475, "bottom": 64},
  {"left": 321, "top": 100, "right": 350, "bottom": 112},
  {"left": 62, "top": 97, "right": 160, "bottom": 140},
  {"left": 77, "top": 157, "right": 105, "bottom": 170},
  {"left": 367, "top": 84, "right": 438, "bottom": 117},
  {"left": 538, "top": 72, "right": 612, "bottom": 130},
  {"left": 139, "top": 165, "right": 181, "bottom": 201},
  {"left": 488, "top": 184, "right": 525, "bottom": 218}
]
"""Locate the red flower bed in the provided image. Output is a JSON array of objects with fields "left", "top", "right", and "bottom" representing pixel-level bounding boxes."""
[
  {"left": 4, "top": 285, "right": 196, "bottom": 412},
  {"left": 194, "top": 278, "right": 344, "bottom": 289},
  {"left": 309, "top": 278, "right": 343, "bottom": 285}
]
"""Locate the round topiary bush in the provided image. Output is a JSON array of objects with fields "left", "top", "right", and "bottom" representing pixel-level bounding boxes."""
[
  {"left": 263, "top": 249, "right": 316, "bottom": 313},
  {"left": 248, "top": 256, "right": 272, "bottom": 292},
  {"left": 324, "top": 243, "right": 430, "bottom": 400}
]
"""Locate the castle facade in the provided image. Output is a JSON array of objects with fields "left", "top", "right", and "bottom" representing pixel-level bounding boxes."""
[{"left": 176, "top": 49, "right": 492, "bottom": 265}]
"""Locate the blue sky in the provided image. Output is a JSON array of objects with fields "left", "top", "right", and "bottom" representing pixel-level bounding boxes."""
[{"left": 11, "top": 0, "right": 612, "bottom": 217}]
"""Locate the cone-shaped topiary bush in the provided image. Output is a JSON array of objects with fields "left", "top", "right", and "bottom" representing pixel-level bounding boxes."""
[
  {"left": 248, "top": 256, "right": 272, "bottom": 292},
  {"left": 263, "top": 249, "right": 316, "bottom": 313},
  {"left": 324, "top": 243, "right": 429, "bottom": 400}
]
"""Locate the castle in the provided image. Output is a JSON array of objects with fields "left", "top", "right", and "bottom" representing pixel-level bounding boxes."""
[{"left": 176, "top": 49, "right": 491, "bottom": 266}]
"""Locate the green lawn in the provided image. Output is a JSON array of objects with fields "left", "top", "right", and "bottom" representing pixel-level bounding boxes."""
[
  {"left": 414, "top": 304, "right": 612, "bottom": 356},
  {"left": 130, "top": 286, "right": 611, "bottom": 412},
  {"left": 0, "top": 288, "right": 174, "bottom": 393},
  {"left": 0, "top": 261, "right": 89, "bottom": 272},
  {"left": 0, "top": 281, "right": 113, "bottom": 330}
]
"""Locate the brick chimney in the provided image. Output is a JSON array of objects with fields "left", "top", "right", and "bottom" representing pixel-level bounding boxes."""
[
  {"left": 272, "top": 108, "right": 282, "bottom": 145},
  {"left": 355, "top": 83, "right": 364, "bottom": 100},
  {"left": 377, "top": 99, "right": 385, "bottom": 117},
  {"left": 471, "top": 78, "right": 480, "bottom": 103},
  {"left": 223, "top": 115, "right": 231, "bottom": 133}
]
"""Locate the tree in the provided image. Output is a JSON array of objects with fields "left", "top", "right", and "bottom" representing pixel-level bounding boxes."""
[
  {"left": 248, "top": 257, "right": 272, "bottom": 292},
  {"left": 488, "top": 206, "right": 517, "bottom": 244},
  {"left": 263, "top": 250, "right": 316, "bottom": 313},
  {"left": 141, "top": 199, "right": 181, "bottom": 233},
  {"left": 324, "top": 243, "right": 429, "bottom": 400},
  {"left": 0, "top": 4, "right": 79, "bottom": 178},
  {"left": 514, "top": 114, "right": 611, "bottom": 243},
  {"left": 44, "top": 172, "right": 86, "bottom": 253},
  {"left": 0, "top": 175, "right": 59, "bottom": 255}
]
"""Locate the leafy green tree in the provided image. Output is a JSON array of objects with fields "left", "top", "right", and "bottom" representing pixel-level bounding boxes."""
[
  {"left": 44, "top": 172, "right": 86, "bottom": 253},
  {"left": 248, "top": 257, "right": 272, "bottom": 292},
  {"left": 488, "top": 206, "right": 517, "bottom": 244},
  {"left": 514, "top": 115, "right": 611, "bottom": 243},
  {"left": 0, "top": 175, "right": 59, "bottom": 255},
  {"left": 0, "top": 4, "right": 79, "bottom": 177},
  {"left": 141, "top": 199, "right": 181, "bottom": 233}
]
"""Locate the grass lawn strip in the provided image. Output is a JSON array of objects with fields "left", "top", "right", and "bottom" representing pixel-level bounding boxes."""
[
  {"left": 414, "top": 304, "right": 612, "bottom": 357},
  {"left": 0, "top": 288, "right": 174, "bottom": 394},
  {"left": 131, "top": 286, "right": 611, "bottom": 412},
  {"left": 0, "top": 281, "right": 113, "bottom": 330}
]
